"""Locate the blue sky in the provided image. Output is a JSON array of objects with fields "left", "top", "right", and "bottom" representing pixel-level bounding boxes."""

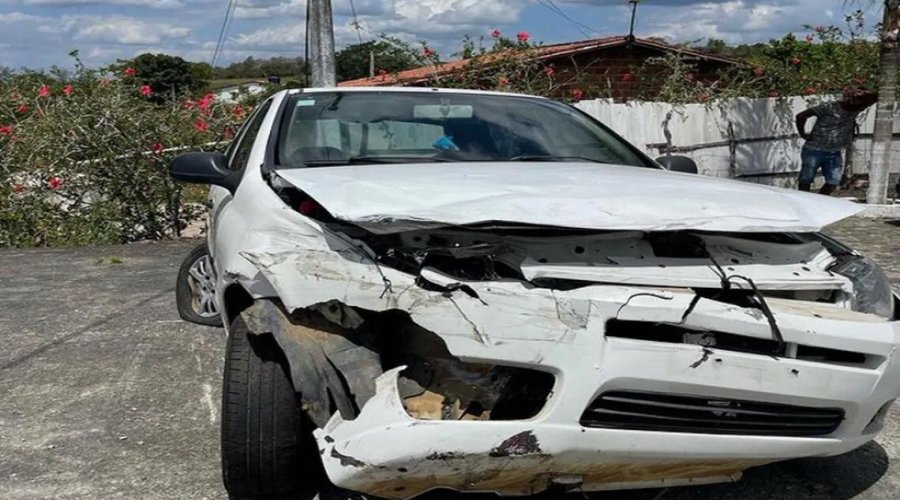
[{"left": 0, "top": 1, "right": 880, "bottom": 70}]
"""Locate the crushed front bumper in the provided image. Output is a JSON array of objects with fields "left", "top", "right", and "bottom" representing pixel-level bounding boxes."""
[{"left": 311, "top": 289, "right": 900, "bottom": 499}]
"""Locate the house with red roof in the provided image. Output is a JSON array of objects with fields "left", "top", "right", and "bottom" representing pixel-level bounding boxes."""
[{"left": 339, "top": 36, "right": 740, "bottom": 101}]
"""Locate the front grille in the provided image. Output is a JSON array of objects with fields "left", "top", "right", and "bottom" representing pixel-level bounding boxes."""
[{"left": 581, "top": 391, "right": 844, "bottom": 437}]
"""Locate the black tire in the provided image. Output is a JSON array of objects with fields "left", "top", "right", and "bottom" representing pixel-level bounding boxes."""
[
  {"left": 221, "top": 315, "right": 315, "bottom": 499},
  {"left": 176, "top": 242, "right": 223, "bottom": 327}
]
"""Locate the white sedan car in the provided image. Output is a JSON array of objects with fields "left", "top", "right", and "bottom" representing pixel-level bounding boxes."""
[{"left": 170, "top": 88, "right": 899, "bottom": 499}]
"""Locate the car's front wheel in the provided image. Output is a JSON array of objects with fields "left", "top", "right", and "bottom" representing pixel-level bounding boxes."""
[{"left": 221, "top": 315, "right": 315, "bottom": 499}]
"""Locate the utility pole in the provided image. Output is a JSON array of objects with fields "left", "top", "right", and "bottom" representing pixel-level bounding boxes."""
[
  {"left": 626, "top": 0, "right": 640, "bottom": 46},
  {"left": 307, "top": 0, "right": 337, "bottom": 87},
  {"left": 868, "top": 0, "right": 900, "bottom": 204}
]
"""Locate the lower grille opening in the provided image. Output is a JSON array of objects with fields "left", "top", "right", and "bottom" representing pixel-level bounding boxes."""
[
  {"left": 581, "top": 391, "right": 844, "bottom": 437},
  {"left": 606, "top": 320, "right": 868, "bottom": 366}
]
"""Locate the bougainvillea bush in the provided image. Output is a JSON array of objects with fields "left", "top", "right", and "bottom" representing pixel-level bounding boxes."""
[{"left": 0, "top": 56, "right": 247, "bottom": 247}]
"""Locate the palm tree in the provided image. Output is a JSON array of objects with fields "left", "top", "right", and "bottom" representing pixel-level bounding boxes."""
[{"left": 867, "top": 0, "right": 900, "bottom": 204}]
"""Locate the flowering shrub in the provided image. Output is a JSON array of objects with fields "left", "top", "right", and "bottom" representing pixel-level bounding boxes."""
[
  {"left": 632, "top": 12, "right": 879, "bottom": 104},
  {"left": 0, "top": 55, "right": 245, "bottom": 247}
]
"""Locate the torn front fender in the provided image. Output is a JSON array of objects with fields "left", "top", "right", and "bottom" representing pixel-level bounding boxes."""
[{"left": 240, "top": 300, "right": 381, "bottom": 427}]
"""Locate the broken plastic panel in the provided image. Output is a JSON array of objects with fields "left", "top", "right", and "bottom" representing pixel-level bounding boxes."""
[{"left": 605, "top": 320, "right": 874, "bottom": 367}]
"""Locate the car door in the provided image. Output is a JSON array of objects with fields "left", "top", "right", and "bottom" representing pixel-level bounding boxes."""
[{"left": 207, "top": 99, "right": 273, "bottom": 258}]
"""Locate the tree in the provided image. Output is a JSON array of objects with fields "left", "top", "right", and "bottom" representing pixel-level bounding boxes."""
[
  {"left": 702, "top": 38, "right": 728, "bottom": 54},
  {"left": 336, "top": 41, "right": 418, "bottom": 81},
  {"left": 122, "top": 53, "right": 207, "bottom": 101},
  {"left": 191, "top": 62, "right": 215, "bottom": 82},
  {"left": 867, "top": 0, "right": 900, "bottom": 204}
]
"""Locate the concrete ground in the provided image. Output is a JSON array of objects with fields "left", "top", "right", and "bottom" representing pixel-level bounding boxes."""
[{"left": 0, "top": 217, "right": 899, "bottom": 500}]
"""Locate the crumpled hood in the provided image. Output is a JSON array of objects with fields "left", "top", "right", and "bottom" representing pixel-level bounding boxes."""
[{"left": 274, "top": 162, "right": 864, "bottom": 233}]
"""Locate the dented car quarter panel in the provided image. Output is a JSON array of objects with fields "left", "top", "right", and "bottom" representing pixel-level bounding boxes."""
[{"left": 206, "top": 89, "right": 900, "bottom": 499}]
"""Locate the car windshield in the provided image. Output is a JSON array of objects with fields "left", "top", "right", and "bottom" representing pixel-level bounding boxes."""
[{"left": 275, "top": 91, "right": 653, "bottom": 168}]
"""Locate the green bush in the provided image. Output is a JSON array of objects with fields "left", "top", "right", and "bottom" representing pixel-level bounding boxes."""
[{"left": 0, "top": 56, "right": 246, "bottom": 247}]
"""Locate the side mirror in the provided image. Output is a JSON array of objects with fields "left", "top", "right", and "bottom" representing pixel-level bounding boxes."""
[
  {"left": 169, "top": 152, "right": 239, "bottom": 192},
  {"left": 655, "top": 155, "right": 698, "bottom": 174}
]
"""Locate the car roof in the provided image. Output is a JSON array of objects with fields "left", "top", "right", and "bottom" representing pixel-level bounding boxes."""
[{"left": 281, "top": 87, "right": 550, "bottom": 100}]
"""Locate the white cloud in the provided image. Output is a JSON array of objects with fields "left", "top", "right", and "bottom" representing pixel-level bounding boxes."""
[
  {"left": 72, "top": 16, "right": 191, "bottom": 44},
  {"left": 21, "top": 0, "right": 183, "bottom": 8},
  {"left": 641, "top": 1, "right": 841, "bottom": 44}
]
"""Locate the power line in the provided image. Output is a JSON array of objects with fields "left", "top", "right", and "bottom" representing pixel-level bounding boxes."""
[
  {"left": 211, "top": 0, "right": 238, "bottom": 67},
  {"left": 348, "top": 0, "right": 364, "bottom": 45},
  {"left": 536, "top": 0, "right": 605, "bottom": 38}
]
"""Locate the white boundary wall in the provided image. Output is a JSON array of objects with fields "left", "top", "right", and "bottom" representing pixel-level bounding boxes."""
[{"left": 575, "top": 95, "right": 900, "bottom": 187}]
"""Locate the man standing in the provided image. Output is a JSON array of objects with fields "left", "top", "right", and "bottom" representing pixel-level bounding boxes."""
[{"left": 795, "top": 91, "right": 877, "bottom": 195}]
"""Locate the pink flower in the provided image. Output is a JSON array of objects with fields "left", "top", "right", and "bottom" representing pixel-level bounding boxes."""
[
  {"left": 422, "top": 46, "right": 436, "bottom": 58},
  {"left": 48, "top": 177, "right": 64, "bottom": 191},
  {"left": 697, "top": 93, "right": 710, "bottom": 103},
  {"left": 0, "top": 125, "right": 12, "bottom": 136},
  {"left": 13, "top": 183, "right": 25, "bottom": 193},
  {"left": 16, "top": 104, "right": 28, "bottom": 114},
  {"left": 802, "top": 86, "right": 816, "bottom": 95},
  {"left": 753, "top": 66, "right": 764, "bottom": 77},
  {"left": 543, "top": 66, "right": 555, "bottom": 76},
  {"left": 194, "top": 120, "right": 209, "bottom": 133},
  {"left": 182, "top": 100, "right": 196, "bottom": 110},
  {"left": 151, "top": 143, "right": 165, "bottom": 155},
  {"left": 790, "top": 57, "right": 801, "bottom": 65},
  {"left": 571, "top": 88, "right": 584, "bottom": 100},
  {"left": 622, "top": 72, "right": 635, "bottom": 82},
  {"left": 198, "top": 93, "right": 216, "bottom": 111},
  {"left": 231, "top": 104, "right": 245, "bottom": 119},
  {"left": 805, "top": 34, "right": 814, "bottom": 43},
  {"left": 517, "top": 31, "right": 530, "bottom": 43},
  {"left": 124, "top": 67, "right": 136, "bottom": 76},
  {"left": 498, "top": 77, "right": 510, "bottom": 86},
  {"left": 490, "top": 29, "right": 501, "bottom": 38},
  {"left": 139, "top": 85, "right": 153, "bottom": 97},
  {"left": 63, "top": 85, "right": 74, "bottom": 96},
  {"left": 38, "top": 85, "right": 51, "bottom": 98},
  {"left": 814, "top": 26, "right": 825, "bottom": 33}
]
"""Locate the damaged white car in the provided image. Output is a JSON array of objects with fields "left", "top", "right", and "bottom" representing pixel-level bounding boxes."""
[{"left": 170, "top": 88, "right": 900, "bottom": 499}]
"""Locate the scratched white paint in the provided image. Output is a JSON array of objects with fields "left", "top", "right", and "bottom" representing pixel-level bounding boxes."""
[{"left": 575, "top": 95, "right": 900, "bottom": 186}]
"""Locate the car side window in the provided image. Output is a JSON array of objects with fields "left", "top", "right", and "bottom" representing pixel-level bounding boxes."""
[{"left": 228, "top": 100, "right": 272, "bottom": 171}]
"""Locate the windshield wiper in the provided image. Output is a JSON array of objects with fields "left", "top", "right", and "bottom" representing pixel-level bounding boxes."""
[
  {"left": 302, "top": 155, "right": 455, "bottom": 167},
  {"left": 507, "top": 155, "right": 607, "bottom": 163},
  {"left": 348, "top": 155, "right": 455, "bottom": 164}
]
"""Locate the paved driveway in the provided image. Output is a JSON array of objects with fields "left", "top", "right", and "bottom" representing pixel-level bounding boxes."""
[{"left": 0, "top": 217, "right": 898, "bottom": 499}]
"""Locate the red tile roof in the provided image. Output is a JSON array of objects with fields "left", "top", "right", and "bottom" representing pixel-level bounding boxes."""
[{"left": 339, "top": 36, "right": 739, "bottom": 87}]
